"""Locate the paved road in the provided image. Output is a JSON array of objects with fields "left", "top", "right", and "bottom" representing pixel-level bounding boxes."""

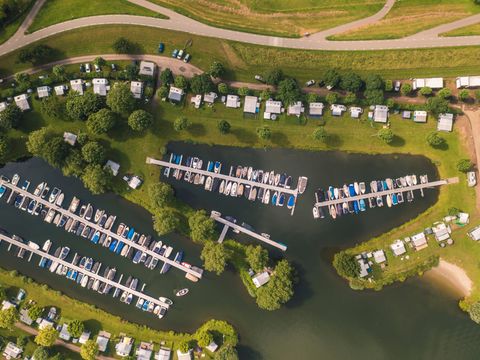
[{"left": 2, "top": 0, "right": 480, "bottom": 57}]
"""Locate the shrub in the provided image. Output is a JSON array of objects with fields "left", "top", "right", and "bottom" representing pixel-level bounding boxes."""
[
  {"left": 217, "top": 120, "right": 231, "bottom": 134},
  {"left": 426, "top": 132, "right": 445, "bottom": 148},
  {"left": 377, "top": 128, "right": 394, "bottom": 144},
  {"left": 456, "top": 159, "right": 473, "bottom": 173},
  {"left": 173, "top": 116, "right": 191, "bottom": 131}
]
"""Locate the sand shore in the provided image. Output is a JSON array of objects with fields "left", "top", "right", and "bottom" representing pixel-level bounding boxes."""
[{"left": 425, "top": 259, "right": 473, "bottom": 298}]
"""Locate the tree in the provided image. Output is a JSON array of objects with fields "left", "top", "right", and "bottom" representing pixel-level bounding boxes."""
[
  {"left": 112, "top": 37, "right": 135, "bottom": 53},
  {"left": 333, "top": 251, "right": 359, "bottom": 278},
  {"left": 67, "top": 320, "right": 84, "bottom": 338},
  {"left": 128, "top": 109, "right": 153, "bottom": 131},
  {"left": 125, "top": 64, "right": 138, "bottom": 80},
  {"left": 340, "top": 72, "right": 363, "bottom": 92},
  {"left": 276, "top": 78, "right": 300, "bottom": 106},
  {"left": 312, "top": 127, "right": 328, "bottom": 142},
  {"left": 365, "top": 74, "right": 384, "bottom": 91},
  {"left": 107, "top": 82, "right": 136, "bottom": 114},
  {"left": 196, "top": 329, "right": 214, "bottom": 348},
  {"left": 40, "top": 96, "right": 65, "bottom": 121},
  {"left": 437, "top": 87, "right": 452, "bottom": 99},
  {"left": 160, "top": 68, "right": 174, "bottom": 85},
  {"left": 377, "top": 128, "right": 394, "bottom": 144},
  {"left": 174, "top": 75, "right": 188, "bottom": 90},
  {"left": 256, "top": 260, "right": 294, "bottom": 310},
  {"left": 28, "top": 304, "right": 43, "bottom": 321},
  {"left": 16, "top": 335, "right": 27, "bottom": 347},
  {"left": 214, "top": 345, "right": 239, "bottom": 360},
  {"left": 32, "top": 347, "right": 49, "bottom": 360},
  {"left": 188, "top": 210, "right": 216, "bottom": 243},
  {"left": 209, "top": 61, "right": 225, "bottom": 78},
  {"left": 306, "top": 92, "right": 318, "bottom": 103},
  {"left": 52, "top": 65, "right": 65, "bottom": 80},
  {"left": 0, "top": 104, "right": 22, "bottom": 129},
  {"left": 65, "top": 92, "right": 104, "bottom": 121},
  {"left": 256, "top": 126, "right": 271, "bottom": 140},
  {"left": 265, "top": 68, "right": 284, "bottom": 86},
  {"left": 325, "top": 92, "right": 338, "bottom": 104},
  {"left": 81, "top": 141, "right": 106, "bottom": 164},
  {"left": 82, "top": 164, "right": 112, "bottom": 194},
  {"left": 157, "top": 85, "right": 169, "bottom": 99},
  {"left": 35, "top": 325, "right": 58, "bottom": 347},
  {"left": 153, "top": 208, "right": 180, "bottom": 235},
  {"left": 260, "top": 88, "right": 272, "bottom": 101},
  {"left": 0, "top": 135, "right": 8, "bottom": 159},
  {"left": 457, "top": 159, "right": 473, "bottom": 173},
  {"left": 459, "top": 89, "right": 470, "bottom": 102},
  {"left": 173, "top": 116, "right": 191, "bottom": 131},
  {"left": 245, "top": 245, "right": 268, "bottom": 272},
  {"left": 80, "top": 340, "right": 98, "bottom": 360},
  {"left": 217, "top": 120, "right": 231, "bottom": 134},
  {"left": 94, "top": 57, "right": 106, "bottom": 67},
  {"left": 26, "top": 128, "right": 52, "bottom": 156},
  {"left": 44, "top": 137, "right": 69, "bottom": 168},
  {"left": 201, "top": 242, "right": 230, "bottom": 275},
  {"left": 418, "top": 86, "right": 432, "bottom": 97},
  {"left": 343, "top": 92, "right": 357, "bottom": 105},
  {"left": 0, "top": 307, "right": 17, "bottom": 328},
  {"left": 63, "top": 149, "right": 85, "bottom": 177},
  {"left": 17, "top": 45, "right": 53, "bottom": 64},
  {"left": 400, "top": 83, "right": 412, "bottom": 96},
  {"left": 190, "top": 73, "right": 214, "bottom": 94},
  {"left": 148, "top": 182, "right": 174, "bottom": 209},
  {"left": 384, "top": 79, "right": 393, "bottom": 92},
  {"left": 178, "top": 341, "right": 190, "bottom": 353},
  {"left": 364, "top": 89, "right": 384, "bottom": 105},
  {"left": 470, "top": 302, "right": 480, "bottom": 323},
  {"left": 218, "top": 83, "right": 228, "bottom": 95},
  {"left": 426, "top": 131, "right": 445, "bottom": 148},
  {"left": 237, "top": 87, "right": 250, "bottom": 96},
  {"left": 86, "top": 108, "right": 116, "bottom": 134},
  {"left": 426, "top": 96, "right": 449, "bottom": 116},
  {"left": 323, "top": 69, "right": 341, "bottom": 89}
]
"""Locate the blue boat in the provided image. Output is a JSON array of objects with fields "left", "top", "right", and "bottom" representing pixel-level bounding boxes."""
[
  {"left": 14, "top": 194, "right": 23, "bottom": 208},
  {"left": 359, "top": 199, "right": 366, "bottom": 212},
  {"left": 45, "top": 259, "right": 52, "bottom": 268},
  {"left": 27, "top": 199, "right": 36, "bottom": 213},
  {"left": 66, "top": 269, "right": 72, "bottom": 278},
  {"left": 348, "top": 184, "right": 356, "bottom": 197},
  {"left": 109, "top": 239, "right": 118, "bottom": 252},
  {"left": 115, "top": 241, "right": 125, "bottom": 254},
  {"left": 328, "top": 186, "right": 335, "bottom": 200},
  {"left": 353, "top": 201, "right": 359, "bottom": 214},
  {"left": 279, "top": 173, "right": 286, "bottom": 187},
  {"left": 382, "top": 180, "right": 388, "bottom": 191},
  {"left": 271, "top": 191, "right": 278, "bottom": 205},
  {"left": 175, "top": 155, "right": 182, "bottom": 165},
  {"left": 39, "top": 258, "right": 47, "bottom": 268},
  {"left": 85, "top": 258, "right": 93, "bottom": 272},
  {"left": 214, "top": 161, "right": 222, "bottom": 173},
  {"left": 171, "top": 154, "right": 176, "bottom": 163},
  {"left": 277, "top": 193, "right": 285, "bottom": 207},
  {"left": 76, "top": 273, "right": 84, "bottom": 284},
  {"left": 207, "top": 161, "right": 214, "bottom": 172},
  {"left": 0, "top": 185, "right": 6, "bottom": 198},
  {"left": 79, "top": 257, "right": 86, "bottom": 268},
  {"left": 142, "top": 301, "right": 150, "bottom": 311},
  {"left": 132, "top": 250, "right": 142, "bottom": 264},
  {"left": 160, "top": 262, "right": 171, "bottom": 274},
  {"left": 121, "top": 226, "right": 129, "bottom": 238},
  {"left": 287, "top": 195, "right": 295, "bottom": 209},
  {"left": 71, "top": 271, "right": 78, "bottom": 281},
  {"left": 91, "top": 231, "right": 100, "bottom": 244},
  {"left": 392, "top": 193, "right": 398, "bottom": 205},
  {"left": 174, "top": 251, "right": 184, "bottom": 263},
  {"left": 127, "top": 228, "right": 135, "bottom": 240}
]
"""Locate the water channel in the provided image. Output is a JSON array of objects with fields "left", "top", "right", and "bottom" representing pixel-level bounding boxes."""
[{"left": 1, "top": 143, "right": 479, "bottom": 359}]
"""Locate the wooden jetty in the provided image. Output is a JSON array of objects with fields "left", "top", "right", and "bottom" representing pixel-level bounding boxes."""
[
  {"left": 314, "top": 177, "right": 459, "bottom": 208},
  {"left": 0, "top": 181, "right": 203, "bottom": 280},
  {"left": 210, "top": 211, "right": 287, "bottom": 251},
  {"left": 0, "top": 232, "right": 171, "bottom": 309}
]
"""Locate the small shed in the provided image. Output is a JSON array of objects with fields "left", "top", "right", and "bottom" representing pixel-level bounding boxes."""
[
  {"left": 309, "top": 102, "right": 324, "bottom": 117},
  {"left": 456, "top": 76, "right": 480, "bottom": 88},
  {"left": 402, "top": 110, "right": 411, "bottom": 119},
  {"left": 226, "top": 94, "right": 240, "bottom": 108},
  {"left": 412, "top": 78, "right": 443, "bottom": 90},
  {"left": 350, "top": 107, "right": 363, "bottom": 119},
  {"left": 130, "top": 81, "right": 143, "bottom": 99},
  {"left": 93, "top": 78, "right": 109, "bottom": 96},
  {"left": 37, "top": 86, "right": 51, "bottom": 99},
  {"left": 373, "top": 105, "right": 389, "bottom": 123},
  {"left": 411, "top": 232, "right": 428, "bottom": 251},
  {"left": 127, "top": 175, "right": 143, "bottom": 189},
  {"left": 96, "top": 331, "right": 111, "bottom": 353},
  {"left": 139, "top": 61, "right": 156, "bottom": 76},
  {"left": 373, "top": 250, "right": 387, "bottom": 264},
  {"left": 2, "top": 342, "right": 22, "bottom": 359},
  {"left": 264, "top": 100, "right": 282, "bottom": 119},
  {"left": 190, "top": 94, "right": 202, "bottom": 109},
  {"left": 1, "top": 300, "right": 16, "bottom": 310},
  {"left": 105, "top": 160, "right": 120, "bottom": 176},
  {"left": 0, "top": 102, "right": 7, "bottom": 112},
  {"left": 157, "top": 347, "right": 172, "bottom": 360},
  {"left": 203, "top": 92, "right": 217, "bottom": 104},
  {"left": 54, "top": 85, "right": 67, "bottom": 96},
  {"left": 252, "top": 271, "right": 270, "bottom": 288},
  {"left": 14, "top": 94, "right": 30, "bottom": 111},
  {"left": 413, "top": 110, "right": 427, "bottom": 123},
  {"left": 390, "top": 240, "right": 406, "bottom": 256},
  {"left": 63, "top": 132, "right": 77, "bottom": 146},
  {"left": 70, "top": 79, "right": 84, "bottom": 95},
  {"left": 437, "top": 113, "right": 454, "bottom": 132},
  {"left": 243, "top": 95, "right": 259, "bottom": 114},
  {"left": 38, "top": 319, "right": 54, "bottom": 330},
  {"left": 168, "top": 86, "right": 184, "bottom": 103},
  {"left": 330, "top": 104, "right": 346, "bottom": 117}
]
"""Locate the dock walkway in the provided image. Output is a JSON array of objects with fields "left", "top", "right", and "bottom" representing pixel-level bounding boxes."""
[
  {"left": 314, "top": 177, "right": 458, "bottom": 208},
  {"left": 0, "top": 181, "right": 203, "bottom": 279},
  {"left": 0, "top": 233, "right": 170, "bottom": 308},
  {"left": 210, "top": 211, "right": 287, "bottom": 251}
]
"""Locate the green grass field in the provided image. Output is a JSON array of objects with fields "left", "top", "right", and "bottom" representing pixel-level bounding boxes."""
[
  {"left": 330, "top": 0, "right": 480, "bottom": 40},
  {"left": 28, "top": 0, "right": 162, "bottom": 33},
  {"left": 0, "top": 0, "right": 34, "bottom": 45},
  {"left": 2, "top": 25, "right": 480, "bottom": 84},
  {"left": 149, "top": 0, "right": 384, "bottom": 37},
  {"left": 442, "top": 23, "right": 480, "bottom": 37}
]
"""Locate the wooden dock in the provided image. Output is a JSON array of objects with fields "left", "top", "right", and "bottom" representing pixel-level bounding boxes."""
[
  {"left": 210, "top": 211, "right": 287, "bottom": 251},
  {"left": 0, "top": 232, "right": 171, "bottom": 309},
  {"left": 0, "top": 181, "right": 203, "bottom": 279},
  {"left": 314, "top": 177, "right": 458, "bottom": 208}
]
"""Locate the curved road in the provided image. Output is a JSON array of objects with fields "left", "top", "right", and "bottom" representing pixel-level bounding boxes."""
[{"left": 2, "top": 0, "right": 480, "bottom": 57}]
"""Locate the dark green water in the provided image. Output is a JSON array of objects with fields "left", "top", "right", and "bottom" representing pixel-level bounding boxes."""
[{"left": 1, "top": 145, "right": 480, "bottom": 360}]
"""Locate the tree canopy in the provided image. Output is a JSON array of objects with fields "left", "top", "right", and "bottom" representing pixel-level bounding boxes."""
[
  {"left": 0, "top": 104, "right": 22, "bottom": 129},
  {"left": 265, "top": 68, "right": 284, "bottom": 86},
  {"left": 173, "top": 116, "right": 191, "bottom": 132},
  {"left": 209, "top": 61, "right": 225, "bottom": 78},
  {"left": 426, "top": 131, "right": 445, "bottom": 148},
  {"left": 174, "top": 75, "right": 188, "bottom": 90},
  {"left": 333, "top": 251, "right": 359, "bottom": 278},
  {"left": 214, "top": 345, "right": 239, "bottom": 360},
  {"left": 196, "top": 329, "right": 214, "bottom": 348},
  {"left": 217, "top": 83, "right": 228, "bottom": 95},
  {"left": 456, "top": 159, "right": 473, "bottom": 173},
  {"left": 340, "top": 72, "right": 363, "bottom": 92},
  {"left": 26, "top": 128, "right": 52, "bottom": 156},
  {"left": 188, "top": 210, "right": 216, "bottom": 243},
  {"left": 426, "top": 96, "right": 449, "bottom": 116},
  {"left": 35, "top": 325, "right": 58, "bottom": 347},
  {"left": 190, "top": 73, "right": 214, "bottom": 94},
  {"left": 377, "top": 128, "right": 394, "bottom": 144},
  {"left": 201, "top": 242, "right": 230, "bottom": 275},
  {"left": 65, "top": 92, "right": 104, "bottom": 121},
  {"left": 256, "top": 126, "right": 271, "bottom": 140},
  {"left": 62, "top": 149, "right": 85, "bottom": 178},
  {"left": 0, "top": 307, "right": 18, "bottom": 328},
  {"left": 81, "top": 141, "right": 106, "bottom": 165},
  {"left": 160, "top": 68, "right": 174, "bottom": 85},
  {"left": 148, "top": 182, "right": 174, "bottom": 209},
  {"left": 107, "top": 82, "right": 136, "bottom": 114},
  {"left": 364, "top": 89, "right": 384, "bottom": 105},
  {"left": 40, "top": 96, "right": 65, "bottom": 121},
  {"left": 128, "top": 109, "right": 153, "bottom": 132},
  {"left": 86, "top": 108, "right": 116, "bottom": 134},
  {"left": 276, "top": 78, "right": 300, "bottom": 106},
  {"left": 256, "top": 260, "right": 294, "bottom": 311},
  {"left": 27, "top": 304, "right": 43, "bottom": 321},
  {"left": 43, "top": 137, "right": 70, "bottom": 168},
  {"left": 153, "top": 208, "right": 180, "bottom": 235},
  {"left": 245, "top": 245, "right": 269, "bottom": 272},
  {"left": 112, "top": 37, "right": 136, "bottom": 53},
  {"left": 323, "top": 69, "right": 341, "bottom": 89},
  {"left": 67, "top": 319, "right": 84, "bottom": 338},
  {"left": 33, "top": 347, "right": 49, "bottom": 360},
  {"left": 82, "top": 164, "right": 112, "bottom": 194},
  {"left": 217, "top": 120, "right": 231, "bottom": 134},
  {"left": 17, "top": 45, "right": 53, "bottom": 64},
  {"left": 80, "top": 340, "right": 98, "bottom": 360},
  {"left": 470, "top": 302, "right": 480, "bottom": 324},
  {"left": 365, "top": 74, "right": 384, "bottom": 91}
]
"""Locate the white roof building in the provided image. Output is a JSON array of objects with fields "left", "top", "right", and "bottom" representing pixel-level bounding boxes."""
[
  {"left": 19, "top": 308, "right": 33, "bottom": 325},
  {"left": 136, "top": 342, "right": 153, "bottom": 360},
  {"left": 350, "top": 106, "right": 363, "bottom": 119},
  {"left": 14, "top": 94, "right": 30, "bottom": 111},
  {"left": 373, "top": 250, "right": 387, "bottom": 264},
  {"left": 93, "top": 78, "right": 109, "bottom": 96},
  {"left": 265, "top": 100, "right": 282, "bottom": 114},
  {"left": 59, "top": 323, "right": 71, "bottom": 341},
  {"left": 390, "top": 240, "right": 406, "bottom": 256},
  {"left": 156, "top": 347, "right": 171, "bottom": 360},
  {"left": 130, "top": 81, "right": 143, "bottom": 99},
  {"left": 191, "top": 94, "right": 202, "bottom": 109},
  {"left": 309, "top": 102, "right": 324, "bottom": 117},
  {"left": 358, "top": 258, "right": 370, "bottom": 278},
  {"left": 433, "top": 222, "right": 451, "bottom": 242},
  {"left": 206, "top": 341, "right": 218, "bottom": 353},
  {"left": 1, "top": 300, "right": 15, "bottom": 310},
  {"left": 469, "top": 225, "right": 480, "bottom": 241},
  {"left": 3, "top": 342, "right": 22, "bottom": 359},
  {"left": 373, "top": 105, "right": 389, "bottom": 123},
  {"left": 176, "top": 350, "right": 192, "bottom": 360},
  {"left": 54, "top": 85, "right": 67, "bottom": 96},
  {"left": 0, "top": 102, "right": 7, "bottom": 112},
  {"left": 203, "top": 92, "right": 217, "bottom": 104},
  {"left": 104, "top": 160, "right": 120, "bottom": 176},
  {"left": 330, "top": 104, "right": 346, "bottom": 116},
  {"left": 139, "top": 61, "right": 156, "bottom": 76},
  {"left": 412, "top": 78, "right": 444, "bottom": 90},
  {"left": 168, "top": 86, "right": 184, "bottom": 102},
  {"left": 456, "top": 76, "right": 480, "bottom": 88},
  {"left": 63, "top": 132, "right": 77, "bottom": 146},
  {"left": 437, "top": 113, "right": 454, "bottom": 132},
  {"left": 37, "top": 86, "right": 51, "bottom": 99},
  {"left": 79, "top": 331, "right": 91, "bottom": 344},
  {"left": 127, "top": 175, "right": 143, "bottom": 189},
  {"left": 244, "top": 95, "right": 259, "bottom": 114},
  {"left": 287, "top": 101, "right": 304, "bottom": 117},
  {"left": 38, "top": 319, "right": 54, "bottom": 330},
  {"left": 252, "top": 271, "right": 270, "bottom": 288},
  {"left": 116, "top": 336, "right": 133, "bottom": 357},
  {"left": 413, "top": 110, "right": 428, "bottom": 123},
  {"left": 96, "top": 331, "right": 111, "bottom": 353},
  {"left": 70, "top": 79, "right": 84, "bottom": 95},
  {"left": 226, "top": 94, "right": 240, "bottom": 108},
  {"left": 411, "top": 232, "right": 428, "bottom": 251}
]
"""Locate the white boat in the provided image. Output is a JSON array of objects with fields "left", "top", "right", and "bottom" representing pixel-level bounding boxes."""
[
  {"left": 44, "top": 209, "right": 56, "bottom": 223},
  {"left": 69, "top": 197, "right": 80, "bottom": 213},
  {"left": 313, "top": 206, "right": 319, "bottom": 219},
  {"left": 231, "top": 182, "right": 238, "bottom": 197},
  {"left": 159, "top": 297, "right": 173, "bottom": 306},
  {"left": 386, "top": 194, "right": 392, "bottom": 207},
  {"left": 268, "top": 171, "right": 274, "bottom": 185},
  {"left": 224, "top": 182, "right": 232, "bottom": 196},
  {"left": 55, "top": 193, "right": 64, "bottom": 207},
  {"left": 12, "top": 174, "right": 20, "bottom": 186},
  {"left": 49, "top": 187, "right": 61, "bottom": 203},
  {"left": 412, "top": 175, "right": 418, "bottom": 185},
  {"left": 370, "top": 181, "right": 377, "bottom": 193},
  {"left": 219, "top": 180, "right": 225, "bottom": 194},
  {"left": 263, "top": 189, "right": 270, "bottom": 204},
  {"left": 81, "top": 275, "right": 89, "bottom": 288},
  {"left": 359, "top": 182, "right": 366, "bottom": 194},
  {"left": 405, "top": 175, "right": 412, "bottom": 187},
  {"left": 354, "top": 182, "right": 360, "bottom": 195},
  {"left": 175, "top": 288, "right": 189, "bottom": 297},
  {"left": 333, "top": 188, "right": 339, "bottom": 199},
  {"left": 343, "top": 184, "right": 349, "bottom": 196},
  {"left": 28, "top": 241, "right": 39, "bottom": 250},
  {"left": 247, "top": 167, "right": 253, "bottom": 180},
  {"left": 33, "top": 182, "right": 44, "bottom": 196},
  {"left": 42, "top": 240, "right": 52, "bottom": 252},
  {"left": 386, "top": 178, "right": 393, "bottom": 190},
  {"left": 329, "top": 205, "right": 337, "bottom": 219},
  {"left": 204, "top": 177, "right": 212, "bottom": 191}
]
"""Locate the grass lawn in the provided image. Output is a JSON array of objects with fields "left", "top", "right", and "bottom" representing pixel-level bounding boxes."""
[
  {"left": 27, "top": 0, "right": 163, "bottom": 33},
  {"left": 0, "top": 0, "right": 35, "bottom": 45},
  {"left": 441, "top": 23, "right": 480, "bottom": 37},
  {"left": 329, "top": 0, "right": 480, "bottom": 40},
  {"left": 2, "top": 25, "right": 480, "bottom": 84},
  {"left": 149, "top": 0, "right": 384, "bottom": 37}
]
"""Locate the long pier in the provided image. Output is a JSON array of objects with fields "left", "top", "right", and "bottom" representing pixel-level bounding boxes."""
[
  {"left": 314, "top": 177, "right": 458, "bottom": 208},
  {"left": 0, "top": 181, "right": 203, "bottom": 279},
  {"left": 210, "top": 211, "right": 287, "bottom": 251},
  {"left": 0, "top": 233, "right": 171, "bottom": 309}
]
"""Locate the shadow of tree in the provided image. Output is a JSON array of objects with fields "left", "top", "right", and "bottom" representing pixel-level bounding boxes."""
[
  {"left": 325, "top": 134, "right": 343, "bottom": 148},
  {"left": 188, "top": 123, "right": 206, "bottom": 137},
  {"left": 233, "top": 128, "right": 256, "bottom": 145},
  {"left": 389, "top": 135, "right": 406, "bottom": 147},
  {"left": 271, "top": 131, "right": 290, "bottom": 147}
]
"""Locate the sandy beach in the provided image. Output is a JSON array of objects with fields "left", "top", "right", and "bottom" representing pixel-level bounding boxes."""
[{"left": 425, "top": 259, "right": 473, "bottom": 298}]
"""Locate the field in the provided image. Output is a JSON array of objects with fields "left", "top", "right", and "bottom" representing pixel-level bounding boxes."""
[
  {"left": 442, "top": 23, "right": 480, "bottom": 37},
  {"left": 27, "top": 0, "right": 162, "bottom": 33},
  {"left": 329, "top": 0, "right": 480, "bottom": 40},
  {"left": 0, "top": 0, "right": 34, "bottom": 45},
  {"left": 2, "top": 25, "right": 480, "bottom": 85},
  {"left": 149, "top": 0, "right": 384, "bottom": 37}
]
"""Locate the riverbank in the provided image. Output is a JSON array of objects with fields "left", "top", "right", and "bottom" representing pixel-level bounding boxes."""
[{"left": 425, "top": 259, "right": 473, "bottom": 298}]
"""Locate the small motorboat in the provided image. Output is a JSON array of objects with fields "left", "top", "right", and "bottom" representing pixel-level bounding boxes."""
[
  {"left": 214, "top": 161, "right": 222, "bottom": 174},
  {"left": 397, "top": 192, "right": 404, "bottom": 203},
  {"left": 386, "top": 194, "right": 392, "bottom": 207},
  {"left": 34, "top": 182, "right": 45, "bottom": 196},
  {"left": 231, "top": 182, "right": 238, "bottom": 197},
  {"left": 268, "top": 171, "right": 275, "bottom": 185},
  {"left": 370, "top": 181, "right": 377, "bottom": 193},
  {"left": 359, "top": 182, "right": 366, "bottom": 194},
  {"left": 21, "top": 180, "right": 30, "bottom": 191},
  {"left": 49, "top": 187, "right": 60, "bottom": 203},
  {"left": 219, "top": 180, "right": 225, "bottom": 194},
  {"left": 405, "top": 175, "right": 413, "bottom": 187},
  {"left": 329, "top": 205, "right": 337, "bottom": 219},
  {"left": 237, "top": 183, "right": 244, "bottom": 197},
  {"left": 55, "top": 193, "right": 64, "bottom": 207},
  {"left": 277, "top": 193, "right": 285, "bottom": 206},
  {"left": 247, "top": 167, "right": 253, "bottom": 180},
  {"left": 69, "top": 197, "right": 80, "bottom": 213},
  {"left": 359, "top": 199, "right": 366, "bottom": 212},
  {"left": 412, "top": 175, "right": 418, "bottom": 185},
  {"left": 41, "top": 184, "right": 49, "bottom": 199},
  {"left": 11, "top": 174, "right": 20, "bottom": 186},
  {"left": 287, "top": 195, "right": 295, "bottom": 209},
  {"left": 354, "top": 182, "right": 360, "bottom": 196},
  {"left": 271, "top": 191, "right": 278, "bottom": 205},
  {"left": 224, "top": 181, "right": 232, "bottom": 196},
  {"left": 263, "top": 189, "right": 270, "bottom": 204},
  {"left": 313, "top": 206, "right": 319, "bottom": 219},
  {"left": 376, "top": 196, "right": 383, "bottom": 207},
  {"left": 392, "top": 193, "right": 398, "bottom": 205},
  {"left": 175, "top": 288, "right": 189, "bottom": 297}
]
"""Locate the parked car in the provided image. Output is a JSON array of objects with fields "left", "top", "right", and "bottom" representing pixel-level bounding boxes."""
[
  {"left": 111, "top": 63, "right": 117, "bottom": 71},
  {"left": 394, "top": 81, "right": 401, "bottom": 92},
  {"left": 172, "top": 49, "right": 179, "bottom": 58},
  {"left": 79, "top": 64, "right": 85, "bottom": 72},
  {"left": 468, "top": 171, "right": 477, "bottom": 187},
  {"left": 177, "top": 49, "right": 184, "bottom": 59},
  {"left": 254, "top": 75, "right": 265, "bottom": 83},
  {"left": 183, "top": 53, "right": 191, "bottom": 63},
  {"left": 158, "top": 43, "right": 165, "bottom": 53},
  {"left": 85, "top": 63, "right": 91, "bottom": 73},
  {"left": 305, "top": 79, "right": 315, "bottom": 87},
  {"left": 94, "top": 64, "right": 100, "bottom": 72}
]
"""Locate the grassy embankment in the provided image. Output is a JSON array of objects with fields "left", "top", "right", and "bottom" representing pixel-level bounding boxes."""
[
  {"left": 0, "top": 0, "right": 35, "bottom": 45},
  {"left": 329, "top": 0, "right": 480, "bottom": 40},
  {"left": 27, "top": 0, "right": 163, "bottom": 33},
  {"left": 2, "top": 25, "right": 480, "bottom": 84},
  {"left": 442, "top": 23, "right": 480, "bottom": 37},
  {"left": 149, "top": 0, "right": 383, "bottom": 38}
]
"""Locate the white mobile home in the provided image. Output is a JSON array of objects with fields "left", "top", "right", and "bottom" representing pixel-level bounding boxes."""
[
  {"left": 93, "top": 78, "right": 109, "bottom": 96},
  {"left": 309, "top": 102, "right": 324, "bottom": 117},
  {"left": 70, "top": 79, "right": 84, "bottom": 95},
  {"left": 413, "top": 110, "right": 428, "bottom": 123},
  {"left": 373, "top": 105, "right": 389, "bottom": 123},
  {"left": 437, "top": 113, "right": 454, "bottom": 132},
  {"left": 37, "top": 86, "right": 51, "bottom": 99},
  {"left": 14, "top": 94, "right": 30, "bottom": 111},
  {"left": 456, "top": 76, "right": 480, "bottom": 88},
  {"left": 130, "top": 81, "right": 143, "bottom": 99},
  {"left": 412, "top": 78, "right": 443, "bottom": 90},
  {"left": 226, "top": 94, "right": 240, "bottom": 108},
  {"left": 287, "top": 101, "right": 304, "bottom": 117},
  {"left": 264, "top": 100, "right": 282, "bottom": 119},
  {"left": 243, "top": 95, "right": 259, "bottom": 114},
  {"left": 138, "top": 61, "right": 156, "bottom": 76}
]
